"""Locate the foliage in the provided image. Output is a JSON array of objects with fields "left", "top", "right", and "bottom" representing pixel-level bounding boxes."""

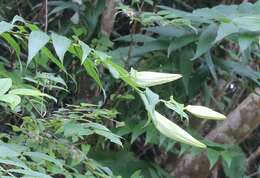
[{"left": 0, "top": 0, "right": 259, "bottom": 178}]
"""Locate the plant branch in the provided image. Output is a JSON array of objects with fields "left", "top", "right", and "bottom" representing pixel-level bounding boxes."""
[{"left": 43, "top": 0, "right": 48, "bottom": 32}]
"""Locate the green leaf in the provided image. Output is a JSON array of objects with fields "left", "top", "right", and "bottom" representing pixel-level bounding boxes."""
[
  {"left": 94, "top": 130, "right": 122, "bottom": 146},
  {"left": 101, "top": 57, "right": 139, "bottom": 90},
  {"left": 0, "top": 78, "right": 12, "bottom": 94},
  {"left": 238, "top": 34, "right": 254, "bottom": 52},
  {"left": 131, "top": 122, "right": 146, "bottom": 143},
  {"left": 0, "top": 21, "right": 14, "bottom": 35},
  {"left": 221, "top": 151, "right": 246, "bottom": 178},
  {"left": 0, "top": 144, "right": 20, "bottom": 158},
  {"left": 168, "top": 35, "right": 197, "bottom": 57},
  {"left": 163, "top": 98, "right": 189, "bottom": 120},
  {"left": 205, "top": 52, "right": 217, "bottom": 82},
  {"left": 62, "top": 121, "right": 93, "bottom": 138},
  {"left": 130, "top": 170, "right": 144, "bottom": 178},
  {"left": 192, "top": 23, "right": 218, "bottom": 60},
  {"left": 221, "top": 151, "right": 232, "bottom": 167},
  {"left": 233, "top": 15, "right": 260, "bottom": 32},
  {"left": 51, "top": 33, "right": 71, "bottom": 63},
  {"left": 0, "top": 158, "right": 28, "bottom": 169},
  {"left": 0, "top": 94, "right": 21, "bottom": 110},
  {"left": 49, "top": 2, "right": 79, "bottom": 16},
  {"left": 145, "top": 26, "right": 190, "bottom": 37},
  {"left": 115, "top": 34, "right": 156, "bottom": 43},
  {"left": 9, "top": 89, "right": 57, "bottom": 102},
  {"left": 23, "top": 152, "right": 63, "bottom": 168},
  {"left": 36, "top": 72, "right": 67, "bottom": 87},
  {"left": 216, "top": 59, "right": 260, "bottom": 85},
  {"left": 179, "top": 49, "right": 193, "bottom": 95},
  {"left": 145, "top": 124, "right": 157, "bottom": 145},
  {"left": 28, "top": 30, "right": 49, "bottom": 65},
  {"left": 215, "top": 22, "right": 238, "bottom": 42},
  {"left": 83, "top": 60, "right": 102, "bottom": 89},
  {"left": 79, "top": 40, "right": 91, "bottom": 64},
  {"left": 8, "top": 169, "right": 52, "bottom": 178},
  {"left": 207, "top": 148, "right": 220, "bottom": 169},
  {"left": 145, "top": 88, "right": 159, "bottom": 111},
  {"left": 139, "top": 88, "right": 160, "bottom": 125},
  {"left": 41, "top": 47, "right": 66, "bottom": 72},
  {"left": 1, "top": 33, "right": 21, "bottom": 57}
]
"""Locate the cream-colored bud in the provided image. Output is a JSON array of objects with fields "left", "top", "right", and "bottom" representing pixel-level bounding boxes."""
[
  {"left": 185, "top": 105, "right": 226, "bottom": 120},
  {"left": 130, "top": 69, "right": 182, "bottom": 87},
  {"left": 153, "top": 111, "right": 206, "bottom": 148}
]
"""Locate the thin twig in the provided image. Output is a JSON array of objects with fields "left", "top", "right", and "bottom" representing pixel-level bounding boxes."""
[
  {"left": 15, "top": 0, "right": 22, "bottom": 16},
  {"left": 247, "top": 146, "right": 260, "bottom": 167},
  {"left": 125, "top": 0, "right": 145, "bottom": 69},
  {"left": 44, "top": 0, "right": 48, "bottom": 32},
  {"left": 173, "top": 0, "right": 193, "bottom": 11}
]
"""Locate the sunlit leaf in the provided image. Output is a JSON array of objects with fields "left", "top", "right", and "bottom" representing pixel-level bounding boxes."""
[
  {"left": 0, "top": 21, "right": 14, "bottom": 35},
  {"left": 52, "top": 33, "right": 71, "bottom": 63},
  {"left": 79, "top": 40, "right": 91, "bottom": 64},
  {"left": 0, "top": 78, "right": 12, "bottom": 94},
  {"left": 28, "top": 31, "right": 49, "bottom": 65}
]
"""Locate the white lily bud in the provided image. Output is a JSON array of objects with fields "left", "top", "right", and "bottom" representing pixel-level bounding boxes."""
[
  {"left": 153, "top": 111, "right": 206, "bottom": 148},
  {"left": 185, "top": 105, "right": 226, "bottom": 120},
  {"left": 130, "top": 69, "right": 182, "bottom": 87}
]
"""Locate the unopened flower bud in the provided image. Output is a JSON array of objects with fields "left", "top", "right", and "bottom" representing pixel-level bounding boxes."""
[
  {"left": 185, "top": 105, "right": 226, "bottom": 120},
  {"left": 131, "top": 69, "right": 182, "bottom": 87},
  {"left": 153, "top": 111, "right": 206, "bottom": 148}
]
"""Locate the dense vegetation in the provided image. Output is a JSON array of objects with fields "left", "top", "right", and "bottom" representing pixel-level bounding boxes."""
[{"left": 0, "top": 0, "right": 259, "bottom": 177}]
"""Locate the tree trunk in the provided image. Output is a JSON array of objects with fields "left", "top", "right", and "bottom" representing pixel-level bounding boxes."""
[{"left": 101, "top": 0, "right": 116, "bottom": 37}]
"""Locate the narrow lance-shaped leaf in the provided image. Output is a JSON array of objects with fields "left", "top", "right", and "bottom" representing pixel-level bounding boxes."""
[
  {"left": 9, "top": 88, "right": 57, "bottom": 102},
  {"left": 192, "top": 23, "right": 218, "bottom": 60},
  {"left": 214, "top": 22, "right": 238, "bottom": 42},
  {"left": 205, "top": 52, "right": 218, "bottom": 82},
  {"left": 23, "top": 152, "right": 63, "bottom": 168},
  {"left": 0, "top": 158, "right": 28, "bottom": 169},
  {"left": 179, "top": 49, "right": 193, "bottom": 95},
  {"left": 238, "top": 34, "right": 254, "bottom": 52},
  {"left": 28, "top": 30, "right": 49, "bottom": 65},
  {"left": 51, "top": 33, "right": 71, "bottom": 63},
  {"left": 168, "top": 35, "right": 197, "bottom": 57},
  {"left": 41, "top": 47, "right": 66, "bottom": 72},
  {"left": 79, "top": 40, "right": 91, "bottom": 64},
  {"left": 1, "top": 33, "right": 21, "bottom": 57},
  {"left": 83, "top": 60, "right": 103, "bottom": 89},
  {"left": 8, "top": 169, "right": 52, "bottom": 178},
  {"left": 233, "top": 15, "right": 260, "bottom": 32}
]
